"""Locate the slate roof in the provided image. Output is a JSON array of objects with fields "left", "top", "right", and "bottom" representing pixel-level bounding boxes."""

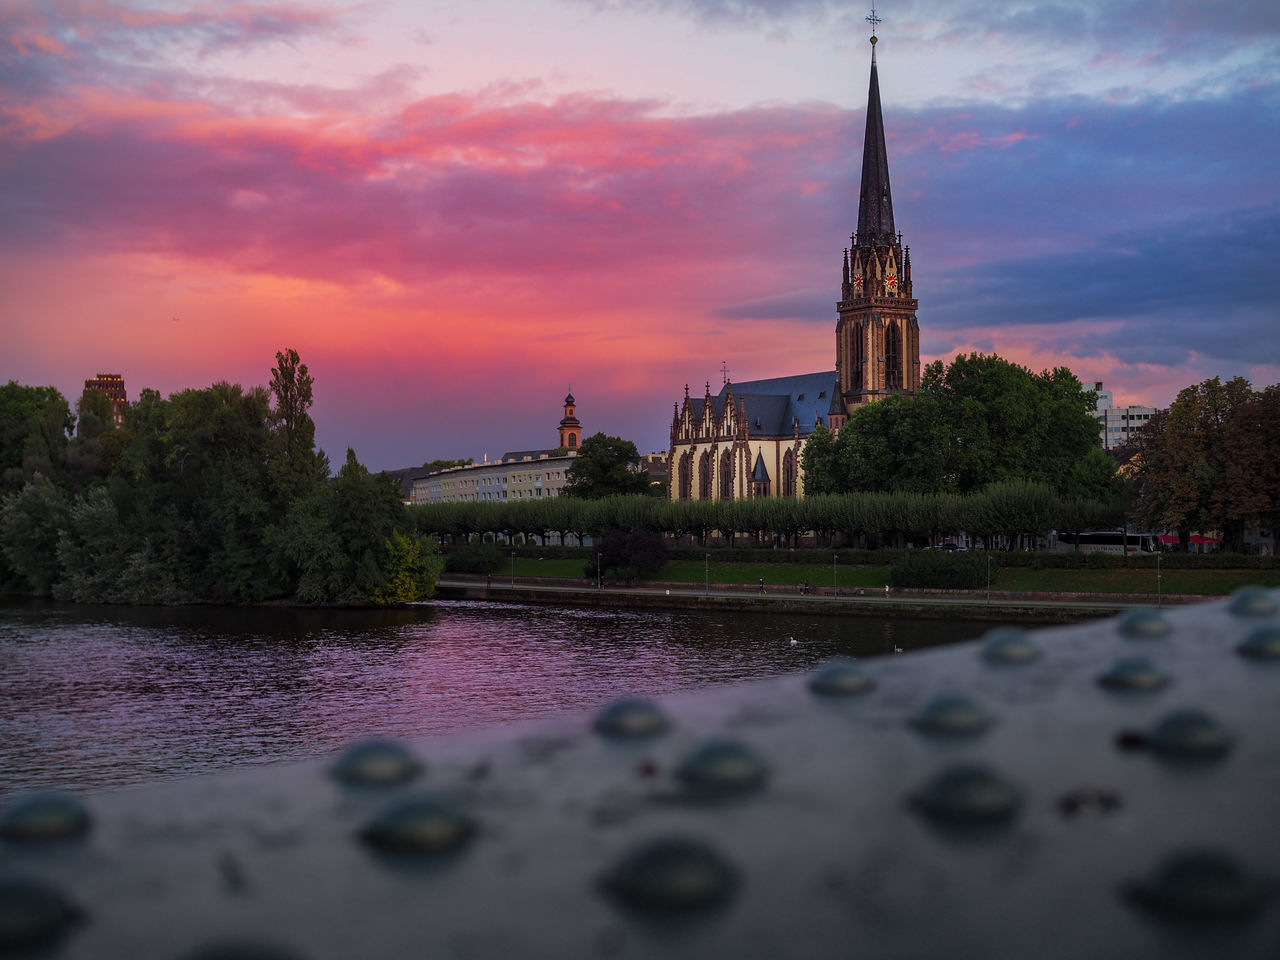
[
  {"left": 857, "top": 51, "right": 896, "bottom": 245},
  {"left": 710, "top": 370, "right": 839, "bottom": 438},
  {"left": 499, "top": 448, "right": 571, "bottom": 462}
]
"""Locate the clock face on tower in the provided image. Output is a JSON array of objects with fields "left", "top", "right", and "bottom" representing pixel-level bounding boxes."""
[
  {"left": 885, "top": 274, "right": 897, "bottom": 291},
  {"left": 853, "top": 276, "right": 863, "bottom": 291}
]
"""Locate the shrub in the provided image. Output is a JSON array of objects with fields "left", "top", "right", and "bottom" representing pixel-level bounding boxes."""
[
  {"left": 444, "top": 542, "right": 505, "bottom": 575},
  {"left": 890, "top": 550, "right": 989, "bottom": 589}
]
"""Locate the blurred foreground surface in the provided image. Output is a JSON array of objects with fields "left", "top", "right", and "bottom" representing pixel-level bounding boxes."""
[{"left": 1, "top": 591, "right": 1277, "bottom": 958}]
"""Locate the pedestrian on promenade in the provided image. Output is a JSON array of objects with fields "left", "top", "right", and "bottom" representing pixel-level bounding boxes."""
[
  {"left": 759, "top": 578, "right": 765, "bottom": 595},
  {"left": 884, "top": 584, "right": 890, "bottom": 598}
]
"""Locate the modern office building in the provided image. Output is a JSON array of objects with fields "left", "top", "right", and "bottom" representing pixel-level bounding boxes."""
[{"left": 1092, "top": 381, "right": 1161, "bottom": 450}]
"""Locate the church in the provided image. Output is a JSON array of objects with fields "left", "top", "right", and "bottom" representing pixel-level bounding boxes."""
[{"left": 669, "top": 27, "right": 920, "bottom": 501}]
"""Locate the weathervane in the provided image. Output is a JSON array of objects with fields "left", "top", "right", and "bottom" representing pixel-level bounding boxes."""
[{"left": 721, "top": 360, "right": 730, "bottom": 385}]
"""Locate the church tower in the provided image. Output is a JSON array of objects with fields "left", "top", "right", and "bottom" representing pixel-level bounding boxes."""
[
  {"left": 831, "top": 24, "right": 920, "bottom": 428},
  {"left": 558, "top": 391, "right": 582, "bottom": 449}
]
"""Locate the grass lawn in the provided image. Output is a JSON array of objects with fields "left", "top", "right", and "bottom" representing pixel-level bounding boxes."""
[
  {"left": 994, "top": 567, "right": 1280, "bottom": 595},
  {"left": 500, "top": 557, "right": 1279, "bottom": 596}
]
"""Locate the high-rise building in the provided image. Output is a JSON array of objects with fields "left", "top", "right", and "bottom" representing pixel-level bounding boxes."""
[
  {"left": 83, "top": 374, "right": 128, "bottom": 428},
  {"left": 668, "top": 23, "right": 919, "bottom": 500}
]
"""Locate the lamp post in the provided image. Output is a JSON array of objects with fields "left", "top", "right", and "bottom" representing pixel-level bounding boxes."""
[
  {"left": 597, "top": 552, "right": 602, "bottom": 590},
  {"left": 1157, "top": 552, "right": 1162, "bottom": 608},
  {"left": 705, "top": 553, "right": 709, "bottom": 596},
  {"left": 986, "top": 554, "right": 992, "bottom": 604},
  {"left": 833, "top": 554, "right": 837, "bottom": 596},
  {"left": 511, "top": 550, "right": 515, "bottom": 586}
]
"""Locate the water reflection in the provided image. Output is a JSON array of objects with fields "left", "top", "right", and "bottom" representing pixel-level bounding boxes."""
[{"left": 0, "top": 599, "right": 985, "bottom": 798}]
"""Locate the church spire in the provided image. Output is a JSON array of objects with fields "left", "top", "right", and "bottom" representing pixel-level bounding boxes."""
[{"left": 855, "top": 16, "right": 895, "bottom": 247}]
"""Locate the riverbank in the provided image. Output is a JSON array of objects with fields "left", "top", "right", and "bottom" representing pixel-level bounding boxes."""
[{"left": 436, "top": 576, "right": 1159, "bottom": 623}]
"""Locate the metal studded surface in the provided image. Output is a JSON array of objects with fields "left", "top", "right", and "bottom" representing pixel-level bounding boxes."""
[{"left": 0, "top": 589, "right": 1276, "bottom": 958}]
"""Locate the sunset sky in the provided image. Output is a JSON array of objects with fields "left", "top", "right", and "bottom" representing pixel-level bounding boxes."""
[{"left": 2, "top": 0, "right": 1277, "bottom": 470}]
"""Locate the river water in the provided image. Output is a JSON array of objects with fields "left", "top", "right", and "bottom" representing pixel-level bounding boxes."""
[{"left": 0, "top": 599, "right": 987, "bottom": 799}]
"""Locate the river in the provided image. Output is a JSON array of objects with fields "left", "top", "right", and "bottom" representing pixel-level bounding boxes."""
[{"left": 0, "top": 599, "right": 988, "bottom": 799}]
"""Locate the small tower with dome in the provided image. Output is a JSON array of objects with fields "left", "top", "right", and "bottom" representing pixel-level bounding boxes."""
[{"left": 558, "top": 390, "right": 582, "bottom": 449}]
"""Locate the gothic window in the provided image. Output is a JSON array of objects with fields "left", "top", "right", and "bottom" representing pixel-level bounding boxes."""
[
  {"left": 852, "top": 321, "right": 865, "bottom": 387},
  {"left": 782, "top": 449, "right": 796, "bottom": 498},
  {"left": 698, "top": 450, "right": 713, "bottom": 501},
  {"left": 678, "top": 452, "right": 692, "bottom": 501},
  {"left": 885, "top": 323, "right": 902, "bottom": 390},
  {"left": 719, "top": 449, "right": 733, "bottom": 500}
]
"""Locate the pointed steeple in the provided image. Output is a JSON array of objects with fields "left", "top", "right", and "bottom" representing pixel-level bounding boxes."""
[{"left": 855, "top": 34, "right": 895, "bottom": 246}]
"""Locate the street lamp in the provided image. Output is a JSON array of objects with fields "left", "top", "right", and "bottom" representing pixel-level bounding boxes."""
[
  {"left": 511, "top": 550, "right": 515, "bottom": 586},
  {"left": 597, "top": 552, "right": 602, "bottom": 590},
  {"left": 1157, "top": 552, "right": 1162, "bottom": 608},
  {"left": 986, "top": 554, "right": 992, "bottom": 604},
  {"left": 833, "top": 554, "right": 837, "bottom": 595},
  {"left": 705, "top": 552, "right": 709, "bottom": 596}
]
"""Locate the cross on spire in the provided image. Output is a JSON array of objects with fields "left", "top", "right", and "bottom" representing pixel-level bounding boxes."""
[{"left": 865, "top": 5, "right": 882, "bottom": 36}]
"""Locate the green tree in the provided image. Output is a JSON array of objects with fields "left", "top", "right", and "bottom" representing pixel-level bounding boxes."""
[
  {"left": 267, "top": 348, "right": 327, "bottom": 504},
  {"left": 801, "top": 354, "right": 1100, "bottom": 497},
  {"left": 0, "top": 475, "right": 69, "bottom": 594},
  {"left": 372, "top": 530, "right": 443, "bottom": 605},
  {"left": 561, "top": 433, "right": 652, "bottom": 499},
  {"left": 0, "top": 382, "right": 72, "bottom": 490}
]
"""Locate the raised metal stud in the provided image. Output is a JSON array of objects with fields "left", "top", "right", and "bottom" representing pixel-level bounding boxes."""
[
  {"left": 331, "top": 740, "right": 421, "bottom": 787},
  {"left": 0, "top": 791, "right": 91, "bottom": 843},
  {"left": 1124, "top": 849, "right": 1276, "bottom": 923},
  {"left": 910, "top": 764, "right": 1021, "bottom": 826},
  {"left": 359, "top": 796, "right": 475, "bottom": 856},
  {"left": 1148, "top": 709, "right": 1234, "bottom": 761},
  {"left": 1237, "top": 624, "right": 1280, "bottom": 660},
  {"left": 1228, "top": 586, "right": 1277, "bottom": 618},
  {"left": 0, "top": 877, "right": 82, "bottom": 952},
  {"left": 675, "top": 739, "right": 768, "bottom": 799},
  {"left": 593, "top": 698, "right": 669, "bottom": 739},
  {"left": 808, "top": 658, "right": 876, "bottom": 696},
  {"left": 1118, "top": 609, "right": 1171, "bottom": 639},
  {"left": 600, "top": 837, "right": 738, "bottom": 912},
  {"left": 1097, "top": 657, "right": 1170, "bottom": 692},
  {"left": 980, "top": 628, "right": 1040, "bottom": 664},
  {"left": 909, "top": 694, "right": 992, "bottom": 737}
]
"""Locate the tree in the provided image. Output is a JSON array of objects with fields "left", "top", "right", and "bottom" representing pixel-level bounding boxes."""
[
  {"left": 590, "top": 529, "right": 669, "bottom": 581},
  {"left": 801, "top": 353, "right": 1101, "bottom": 497},
  {"left": 1133, "top": 377, "right": 1253, "bottom": 550},
  {"left": 1216, "top": 384, "right": 1280, "bottom": 548},
  {"left": 0, "top": 475, "right": 68, "bottom": 594},
  {"left": 267, "top": 348, "right": 326, "bottom": 504},
  {"left": 561, "top": 433, "right": 652, "bottom": 499},
  {"left": 372, "top": 530, "right": 443, "bottom": 605},
  {"left": 0, "top": 382, "right": 72, "bottom": 491}
]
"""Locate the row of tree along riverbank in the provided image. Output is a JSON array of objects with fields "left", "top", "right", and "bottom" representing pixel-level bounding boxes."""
[{"left": 1, "top": 351, "right": 442, "bottom": 605}]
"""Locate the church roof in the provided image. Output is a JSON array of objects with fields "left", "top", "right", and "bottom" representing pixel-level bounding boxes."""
[
  {"left": 713, "top": 371, "right": 838, "bottom": 438},
  {"left": 856, "top": 42, "right": 896, "bottom": 246},
  {"left": 751, "top": 452, "right": 771, "bottom": 482}
]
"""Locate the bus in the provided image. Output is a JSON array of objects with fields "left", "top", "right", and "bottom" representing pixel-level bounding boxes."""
[{"left": 1056, "top": 531, "right": 1157, "bottom": 554}]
